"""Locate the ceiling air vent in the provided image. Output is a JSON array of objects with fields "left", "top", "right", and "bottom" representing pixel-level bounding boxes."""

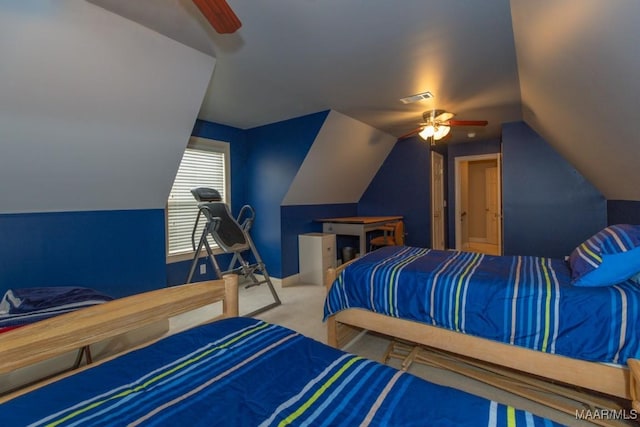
[{"left": 399, "top": 91, "right": 433, "bottom": 104}]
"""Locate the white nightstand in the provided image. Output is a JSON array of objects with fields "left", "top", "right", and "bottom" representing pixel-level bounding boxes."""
[{"left": 298, "top": 233, "right": 336, "bottom": 285}]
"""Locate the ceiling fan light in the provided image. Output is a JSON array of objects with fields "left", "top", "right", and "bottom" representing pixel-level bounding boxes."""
[
  {"left": 433, "top": 125, "right": 451, "bottom": 140},
  {"left": 434, "top": 112, "right": 455, "bottom": 122},
  {"left": 419, "top": 125, "right": 435, "bottom": 139}
]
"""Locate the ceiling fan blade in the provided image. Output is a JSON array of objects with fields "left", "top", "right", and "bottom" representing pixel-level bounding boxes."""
[
  {"left": 398, "top": 127, "right": 422, "bottom": 140},
  {"left": 446, "top": 120, "right": 488, "bottom": 127},
  {"left": 192, "top": 0, "right": 242, "bottom": 34}
]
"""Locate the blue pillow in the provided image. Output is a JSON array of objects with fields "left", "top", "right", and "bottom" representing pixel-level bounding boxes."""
[{"left": 569, "top": 224, "right": 640, "bottom": 287}]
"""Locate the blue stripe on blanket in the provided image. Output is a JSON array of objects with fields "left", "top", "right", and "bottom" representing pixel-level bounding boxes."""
[
  {"left": 324, "top": 246, "right": 640, "bottom": 364},
  {"left": 0, "top": 317, "right": 561, "bottom": 426},
  {"left": 0, "top": 287, "right": 113, "bottom": 328}
]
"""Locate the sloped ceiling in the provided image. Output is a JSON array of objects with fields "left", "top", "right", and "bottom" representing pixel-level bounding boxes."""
[
  {"left": 76, "top": 1, "right": 640, "bottom": 201},
  {"left": 0, "top": 2, "right": 215, "bottom": 213},
  {"left": 283, "top": 111, "right": 397, "bottom": 206},
  {"left": 510, "top": 0, "right": 640, "bottom": 200}
]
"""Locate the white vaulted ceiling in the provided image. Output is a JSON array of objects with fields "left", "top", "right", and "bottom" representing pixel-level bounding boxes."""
[
  {"left": 0, "top": 1, "right": 215, "bottom": 213},
  {"left": 38, "top": 1, "right": 640, "bottom": 201},
  {"left": 283, "top": 111, "right": 397, "bottom": 206},
  {"left": 510, "top": 0, "right": 640, "bottom": 200}
]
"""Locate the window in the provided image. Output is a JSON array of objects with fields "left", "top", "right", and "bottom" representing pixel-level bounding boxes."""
[{"left": 167, "top": 137, "right": 230, "bottom": 260}]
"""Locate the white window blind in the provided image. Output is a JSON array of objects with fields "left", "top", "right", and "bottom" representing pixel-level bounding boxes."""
[{"left": 167, "top": 141, "right": 228, "bottom": 256}]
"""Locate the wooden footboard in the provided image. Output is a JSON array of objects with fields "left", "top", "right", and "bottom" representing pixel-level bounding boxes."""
[
  {"left": 325, "top": 265, "right": 630, "bottom": 400},
  {"left": 629, "top": 359, "right": 640, "bottom": 411},
  {"left": 0, "top": 275, "right": 238, "bottom": 382}
]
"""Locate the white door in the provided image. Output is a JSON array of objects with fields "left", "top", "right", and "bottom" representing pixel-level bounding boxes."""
[
  {"left": 455, "top": 154, "right": 502, "bottom": 252},
  {"left": 459, "top": 161, "right": 469, "bottom": 250},
  {"left": 431, "top": 151, "right": 445, "bottom": 249},
  {"left": 485, "top": 167, "right": 499, "bottom": 245},
  {"left": 495, "top": 154, "right": 503, "bottom": 253}
]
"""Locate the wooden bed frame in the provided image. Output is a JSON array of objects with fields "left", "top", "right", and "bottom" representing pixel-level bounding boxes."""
[
  {"left": 0, "top": 275, "right": 238, "bottom": 403},
  {"left": 325, "top": 263, "right": 632, "bottom": 401}
]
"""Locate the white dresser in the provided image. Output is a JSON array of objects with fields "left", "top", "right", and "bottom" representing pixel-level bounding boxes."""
[{"left": 298, "top": 233, "right": 336, "bottom": 285}]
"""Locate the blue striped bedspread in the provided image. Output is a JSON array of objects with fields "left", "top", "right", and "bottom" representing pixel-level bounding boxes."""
[
  {"left": 324, "top": 246, "right": 640, "bottom": 365},
  {"left": 0, "top": 317, "right": 560, "bottom": 426}
]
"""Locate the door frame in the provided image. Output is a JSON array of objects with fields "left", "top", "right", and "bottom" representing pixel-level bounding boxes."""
[
  {"left": 454, "top": 153, "right": 502, "bottom": 252},
  {"left": 431, "top": 151, "right": 445, "bottom": 249}
]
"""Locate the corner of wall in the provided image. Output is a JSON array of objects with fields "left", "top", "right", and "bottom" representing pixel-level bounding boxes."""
[{"left": 501, "top": 121, "right": 606, "bottom": 257}]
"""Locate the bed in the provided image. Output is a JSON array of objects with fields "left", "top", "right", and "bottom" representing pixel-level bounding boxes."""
[
  {"left": 0, "top": 286, "right": 113, "bottom": 333},
  {"left": 0, "top": 275, "right": 562, "bottom": 426},
  {"left": 324, "top": 224, "right": 640, "bottom": 401}
]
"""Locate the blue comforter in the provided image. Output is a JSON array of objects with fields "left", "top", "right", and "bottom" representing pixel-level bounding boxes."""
[
  {"left": 0, "top": 317, "right": 560, "bottom": 426},
  {"left": 0, "top": 287, "right": 113, "bottom": 329},
  {"left": 324, "top": 246, "right": 640, "bottom": 364}
]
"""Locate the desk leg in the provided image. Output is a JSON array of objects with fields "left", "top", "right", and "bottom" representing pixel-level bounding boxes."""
[{"left": 359, "top": 231, "right": 367, "bottom": 255}]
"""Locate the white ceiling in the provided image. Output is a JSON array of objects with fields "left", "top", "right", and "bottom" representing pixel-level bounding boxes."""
[{"left": 87, "top": 0, "right": 640, "bottom": 201}]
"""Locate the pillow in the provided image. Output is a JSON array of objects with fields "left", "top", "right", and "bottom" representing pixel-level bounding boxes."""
[{"left": 569, "top": 224, "right": 640, "bottom": 287}]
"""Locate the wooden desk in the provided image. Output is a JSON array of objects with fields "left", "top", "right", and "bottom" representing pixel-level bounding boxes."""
[{"left": 315, "top": 216, "right": 403, "bottom": 256}]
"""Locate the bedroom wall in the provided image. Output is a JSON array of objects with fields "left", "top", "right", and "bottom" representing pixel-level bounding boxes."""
[
  {"left": 501, "top": 121, "right": 606, "bottom": 257},
  {"left": 607, "top": 200, "right": 640, "bottom": 226},
  {"left": 359, "top": 136, "right": 433, "bottom": 248},
  {"left": 191, "top": 120, "right": 251, "bottom": 214},
  {"left": 165, "top": 120, "right": 250, "bottom": 286},
  {"left": 0, "top": 211, "right": 165, "bottom": 298},
  {"left": 279, "top": 111, "right": 396, "bottom": 277},
  {"left": 168, "top": 111, "right": 397, "bottom": 283},
  {"left": 243, "top": 110, "right": 398, "bottom": 279},
  {"left": 244, "top": 112, "right": 330, "bottom": 279},
  {"left": 0, "top": 2, "right": 215, "bottom": 297}
]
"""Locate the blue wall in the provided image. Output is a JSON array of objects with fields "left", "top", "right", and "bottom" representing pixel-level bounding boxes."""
[
  {"left": 166, "top": 120, "right": 250, "bottom": 286},
  {"left": 608, "top": 200, "right": 640, "bottom": 225},
  {"left": 501, "top": 122, "right": 606, "bottom": 257},
  {"left": 191, "top": 119, "right": 251, "bottom": 214},
  {"left": 168, "top": 112, "right": 329, "bottom": 283},
  {"left": 359, "top": 136, "right": 432, "bottom": 247},
  {"left": 0, "top": 209, "right": 166, "bottom": 298},
  {"left": 244, "top": 111, "right": 329, "bottom": 278},
  {"left": 4, "top": 115, "right": 626, "bottom": 297}
]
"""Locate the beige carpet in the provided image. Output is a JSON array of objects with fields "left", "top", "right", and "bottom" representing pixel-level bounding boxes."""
[{"left": 173, "top": 278, "right": 629, "bottom": 427}]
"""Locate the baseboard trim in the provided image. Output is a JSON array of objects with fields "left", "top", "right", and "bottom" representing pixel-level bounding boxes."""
[
  {"left": 251, "top": 274, "right": 300, "bottom": 288},
  {"left": 281, "top": 274, "right": 299, "bottom": 288}
]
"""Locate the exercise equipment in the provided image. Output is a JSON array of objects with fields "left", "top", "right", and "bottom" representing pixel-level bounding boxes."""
[{"left": 186, "top": 188, "right": 280, "bottom": 316}]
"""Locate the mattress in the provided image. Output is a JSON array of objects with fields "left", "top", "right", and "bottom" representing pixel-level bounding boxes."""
[
  {"left": 0, "top": 317, "right": 560, "bottom": 426},
  {"left": 324, "top": 246, "right": 640, "bottom": 364}
]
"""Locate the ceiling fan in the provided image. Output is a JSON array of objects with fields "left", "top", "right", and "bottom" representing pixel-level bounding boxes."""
[
  {"left": 399, "top": 110, "right": 488, "bottom": 143},
  {"left": 192, "top": 0, "right": 242, "bottom": 34}
]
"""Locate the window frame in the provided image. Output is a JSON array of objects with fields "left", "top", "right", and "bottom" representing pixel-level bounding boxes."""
[{"left": 166, "top": 136, "right": 231, "bottom": 263}]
